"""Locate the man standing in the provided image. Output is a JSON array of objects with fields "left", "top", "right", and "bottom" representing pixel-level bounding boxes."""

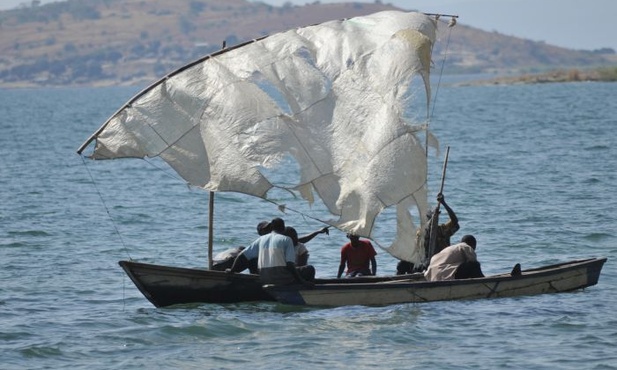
[
  {"left": 425, "top": 193, "right": 460, "bottom": 257},
  {"left": 397, "top": 193, "right": 459, "bottom": 274},
  {"left": 337, "top": 234, "right": 377, "bottom": 278}
]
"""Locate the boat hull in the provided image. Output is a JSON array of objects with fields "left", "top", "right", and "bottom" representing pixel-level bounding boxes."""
[
  {"left": 264, "top": 258, "right": 607, "bottom": 307},
  {"left": 119, "top": 260, "right": 273, "bottom": 307},
  {"left": 119, "top": 260, "right": 422, "bottom": 307}
]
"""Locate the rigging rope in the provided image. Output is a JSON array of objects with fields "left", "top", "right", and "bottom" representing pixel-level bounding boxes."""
[
  {"left": 142, "top": 157, "right": 185, "bottom": 183},
  {"left": 80, "top": 155, "right": 132, "bottom": 261},
  {"left": 423, "top": 16, "right": 456, "bottom": 186},
  {"left": 431, "top": 16, "right": 456, "bottom": 119},
  {"left": 418, "top": 16, "right": 456, "bottom": 263}
]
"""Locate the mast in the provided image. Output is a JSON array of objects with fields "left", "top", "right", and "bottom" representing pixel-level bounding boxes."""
[
  {"left": 207, "top": 40, "right": 227, "bottom": 270},
  {"left": 208, "top": 192, "right": 214, "bottom": 269}
]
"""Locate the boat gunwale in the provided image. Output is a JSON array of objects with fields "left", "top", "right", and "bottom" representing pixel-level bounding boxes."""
[
  {"left": 267, "top": 257, "right": 607, "bottom": 291},
  {"left": 118, "top": 260, "right": 425, "bottom": 284}
]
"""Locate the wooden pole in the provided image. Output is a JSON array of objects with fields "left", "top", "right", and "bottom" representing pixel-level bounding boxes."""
[
  {"left": 208, "top": 191, "right": 214, "bottom": 269},
  {"left": 424, "top": 13, "right": 458, "bottom": 18},
  {"left": 438, "top": 146, "right": 450, "bottom": 197},
  {"left": 206, "top": 40, "right": 227, "bottom": 270},
  {"left": 427, "top": 146, "right": 450, "bottom": 259}
]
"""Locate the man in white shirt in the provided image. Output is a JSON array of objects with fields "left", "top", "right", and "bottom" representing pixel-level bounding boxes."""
[{"left": 240, "top": 218, "right": 313, "bottom": 286}]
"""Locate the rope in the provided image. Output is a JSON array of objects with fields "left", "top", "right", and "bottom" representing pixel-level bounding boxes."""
[
  {"left": 422, "top": 16, "right": 456, "bottom": 240},
  {"left": 430, "top": 17, "right": 455, "bottom": 120},
  {"left": 80, "top": 155, "right": 132, "bottom": 261},
  {"left": 142, "top": 157, "right": 185, "bottom": 183}
]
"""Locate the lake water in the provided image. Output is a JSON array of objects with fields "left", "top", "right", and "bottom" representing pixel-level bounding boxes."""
[{"left": 1, "top": 80, "right": 616, "bottom": 369}]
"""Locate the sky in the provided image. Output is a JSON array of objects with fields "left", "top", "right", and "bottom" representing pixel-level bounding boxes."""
[{"left": 1, "top": 0, "right": 615, "bottom": 51}]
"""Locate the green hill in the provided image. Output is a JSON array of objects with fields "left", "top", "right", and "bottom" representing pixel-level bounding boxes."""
[{"left": 0, "top": 0, "right": 614, "bottom": 87}]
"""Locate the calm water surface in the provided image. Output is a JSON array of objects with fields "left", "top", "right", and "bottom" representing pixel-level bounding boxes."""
[{"left": 1, "top": 81, "right": 616, "bottom": 369}]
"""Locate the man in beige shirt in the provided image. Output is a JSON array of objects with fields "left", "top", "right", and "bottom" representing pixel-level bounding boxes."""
[{"left": 424, "top": 235, "right": 484, "bottom": 281}]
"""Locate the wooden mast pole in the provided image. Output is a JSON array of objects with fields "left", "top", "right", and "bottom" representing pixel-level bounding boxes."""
[
  {"left": 207, "top": 39, "right": 228, "bottom": 270},
  {"left": 208, "top": 192, "right": 214, "bottom": 269}
]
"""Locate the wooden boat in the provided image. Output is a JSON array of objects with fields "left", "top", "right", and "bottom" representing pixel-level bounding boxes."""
[
  {"left": 119, "top": 260, "right": 424, "bottom": 307},
  {"left": 263, "top": 258, "right": 607, "bottom": 307},
  {"left": 77, "top": 11, "right": 606, "bottom": 308}
]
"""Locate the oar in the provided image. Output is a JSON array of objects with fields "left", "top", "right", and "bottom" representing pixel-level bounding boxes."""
[{"left": 427, "top": 146, "right": 450, "bottom": 260}]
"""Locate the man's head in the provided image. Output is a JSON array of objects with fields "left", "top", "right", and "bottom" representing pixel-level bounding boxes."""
[
  {"left": 461, "top": 234, "right": 477, "bottom": 249},
  {"left": 284, "top": 226, "right": 298, "bottom": 246},
  {"left": 346, "top": 233, "right": 361, "bottom": 247},
  {"left": 270, "top": 218, "right": 285, "bottom": 233},
  {"left": 256, "top": 221, "right": 271, "bottom": 236},
  {"left": 426, "top": 208, "right": 440, "bottom": 220}
]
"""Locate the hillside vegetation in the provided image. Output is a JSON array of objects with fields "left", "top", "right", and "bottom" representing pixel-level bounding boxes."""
[
  {"left": 458, "top": 66, "right": 617, "bottom": 86},
  {"left": 0, "top": 0, "right": 614, "bottom": 87}
]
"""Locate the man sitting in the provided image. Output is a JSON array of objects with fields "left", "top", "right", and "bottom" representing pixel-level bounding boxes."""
[
  {"left": 337, "top": 234, "right": 377, "bottom": 278},
  {"left": 424, "top": 234, "right": 484, "bottom": 281}
]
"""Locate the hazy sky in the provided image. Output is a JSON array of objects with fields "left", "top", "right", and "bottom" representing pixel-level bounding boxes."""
[{"left": 1, "top": 0, "right": 614, "bottom": 51}]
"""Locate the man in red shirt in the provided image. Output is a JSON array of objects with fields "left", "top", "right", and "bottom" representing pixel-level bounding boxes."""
[{"left": 337, "top": 234, "right": 377, "bottom": 278}]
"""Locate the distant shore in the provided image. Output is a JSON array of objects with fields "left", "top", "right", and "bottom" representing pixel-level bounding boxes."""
[
  {"left": 2, "top": 66, "right": 616, "bottom": 89},
  {"left": 458, "top": 66, "right": 617, "bottom": 86}
]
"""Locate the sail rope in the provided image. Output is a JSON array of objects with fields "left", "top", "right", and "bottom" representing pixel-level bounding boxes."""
[
  {"left": 420, "top": 16, "right": 456, "bottom": 264},
  {"left": 430, "top": 16, "right": 456, "bottom": 119},
  {"left": 423, "top": 15, "right": 456, "bottom": 161},
  {"left": 424, "top": 15, "right": 456, "bottom": 184},
  {"left": 142, "top": 157, "right": 185, "bottom": 183},
  {"left": 420, "top": 14, "right": 456, "bottom": 206},
  {"left": 80, "top": 155, "right": 132, "bottom": 261}
]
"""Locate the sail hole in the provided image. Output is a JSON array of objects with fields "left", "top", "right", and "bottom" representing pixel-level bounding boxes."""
[
  {"left": 259, "top": 153, "right": 300, "bottom": 189},
  {"left": 260, "top": 154, "right": 334, "bottom": 220},
  {"left": 403, "top": 76, "right": 430, "bottom": 121},
  {"left": 249, "top": 71, "right": 292, "bottom": 115},
  {"left": 372, "top": 205, "right": 398, "bottom": 242},
  {"left": 372, "top": 202, "right": 424, "bottom": 263}
]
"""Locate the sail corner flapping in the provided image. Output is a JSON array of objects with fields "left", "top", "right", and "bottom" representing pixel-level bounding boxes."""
[{"left": 79, "top": 10, "right": 442, "bottom": 265}]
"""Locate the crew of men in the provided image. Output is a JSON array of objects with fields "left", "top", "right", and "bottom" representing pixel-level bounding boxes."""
[
  {"left": 220, "top": 218, "right": 329, "bottom": 286},
  {"left": 217, "top": 217, "right": 381, "bottom": 285},
  {"left": 216, "top": 192, "right": 515, "bottom": 285}
]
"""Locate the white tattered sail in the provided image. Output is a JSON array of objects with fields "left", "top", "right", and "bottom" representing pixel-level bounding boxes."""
[{"left": 79, "top": 11, "right": 437, "bottom": 264}]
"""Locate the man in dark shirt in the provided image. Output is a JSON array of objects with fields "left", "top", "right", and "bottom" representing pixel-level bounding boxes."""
[
  {"left": 425, "top": 193, "right": 460, "bottom": 257},
  {"left": 397, "top": 193, "right": 459, "bottom": 274}
]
